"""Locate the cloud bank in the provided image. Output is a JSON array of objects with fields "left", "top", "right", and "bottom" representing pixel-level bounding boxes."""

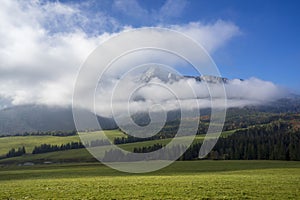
[
  {"left": 93, "top": 67, "right": 287, "bottom": 117},
  {"left": 0, "top": 0, "right": 286, "bottom": 113}
]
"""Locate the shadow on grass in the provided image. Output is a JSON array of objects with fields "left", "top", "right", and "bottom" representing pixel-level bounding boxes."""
[{"left": 0, "top": 160, "right": 300, "bottom": 181}]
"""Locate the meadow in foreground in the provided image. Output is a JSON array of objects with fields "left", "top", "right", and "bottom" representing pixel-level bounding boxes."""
[{"left": 0, "top": 160, "right": 299, "bottom": 199}]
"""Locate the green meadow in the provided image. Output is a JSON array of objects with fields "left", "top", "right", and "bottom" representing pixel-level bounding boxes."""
[
  {"left": 0, "top": 130, "right": 125, "bottom": 156},
  {"left": 0, "top": 130, "right": 299, "bottom": 199},
  {"left": 0, "top": 130, "right": 234, "bottom": 157},
  {"left": 0, "top": 160, "right": 299, "bottom": 199},
  {"left": 0, "top": 135, "right": 80, "bottom": 155},
  {"left": 0, "top": 130, "right": 233, "bottom": 165}
]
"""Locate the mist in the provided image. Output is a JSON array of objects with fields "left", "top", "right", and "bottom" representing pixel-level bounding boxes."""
[{"left": 92, "top": 69, "right": 287, "bottom": 117}]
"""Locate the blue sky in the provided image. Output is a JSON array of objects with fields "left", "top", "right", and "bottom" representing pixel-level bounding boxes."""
[
  {"left": 0, "top": 0, "right": 299, "bottom": 108},
  {"left": 196, "top": 0, "right": 300, "bottom": 92},
  {"left": 56, "top": 0, "right": 300, "bottom": 92}
]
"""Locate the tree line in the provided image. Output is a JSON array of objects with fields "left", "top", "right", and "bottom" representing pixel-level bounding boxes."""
[
  {"left": 114, "top": 122, "right": 208, "bottom": 145},
  {"left": 113, "top": 113, "right": 296, "bottom": 146},
  {"left": 207, "top": 121, "right": 300, "bottom": 161},
  {"left": 104, "top": 120, "right": 300, "bottom": 161},
  {"left": 32, "top": 142, "right": 84, "bottom": 154},
  {"left": 133, "top": 144, "right": 163, "bottom": 153},
  {"left": 183, "top": 120, "right": 300, "bottom": 161},
  {"left": 6, "top": 146, "right": 26, "bottom": 158},
  {"left": 102, "top": 144, "right": 186, "bottom": 162},
  {"left": 3, "top": 119, "right": 299, "bottom": 161},
  {"left": 32, "top": 139, "right": 111, "bottom": 154},
  {"left": 0, "top": 130, "right": 77, "bottom": 138},
  {"left": 1, "top": 139, "right": 111, "bottom": 158}
]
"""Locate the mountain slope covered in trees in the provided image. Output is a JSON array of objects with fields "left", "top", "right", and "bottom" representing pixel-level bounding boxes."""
[
  {"left": 0, "top": 105, "right": 117, "bottom": 135},
  {"left": 0, "top": 96, "right": 299, "bottom": 135}
]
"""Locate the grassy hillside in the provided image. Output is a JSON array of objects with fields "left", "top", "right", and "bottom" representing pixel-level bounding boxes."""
[
  {"left": 0, "top": 130, "right": 235, "bottom": 164},
  {"left": 0, "top": 160, "right": 299, "bottom": 199},
  {"left": 0, "top": 135, "right": 80, "bottom": 155},
  {"left": 0, "top": 130, "right": 125, "bottom": 156}
]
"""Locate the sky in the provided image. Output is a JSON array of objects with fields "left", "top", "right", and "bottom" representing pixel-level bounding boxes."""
[
  {"left": 0, "top": 0, "right": 299, "bottom": 110},
  {"left": 57, "top": 0, "right": 300, "bottom": 90}
]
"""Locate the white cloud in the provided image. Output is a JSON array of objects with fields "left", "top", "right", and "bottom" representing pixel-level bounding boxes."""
[
  {"left": 169, "top": 20, "right": 241, "bottom": 53},
  {"left": 158, "top": 0, "right": 188, "bottom": 21},
  {"left": 93, "top": 70, "right": 287, "bottom": 117},
  {"left": 113, "top": 0, "right": 148, "bottom": 19},
  {"left": 0, "top": 0, "right": 284, "bottom": 115},
  {"left": 0, "top": 0, "right": 111, "bottom": 106}
]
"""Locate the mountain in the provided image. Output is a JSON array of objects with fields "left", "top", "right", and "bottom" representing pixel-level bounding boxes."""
[
  {"left": 139, "top": 66, "right": 229, "bottom": 84},
  {"left": 139, "top": 66, "right": 182, "bottom": 83},
  {"left": 1, "top": 97, "right": 299, "bottom": 135},
  {"left": 197, "top": 75, "right": 229, "bottom": 84},
  {"left": 249, "top": 96, "right": 300, "bottom": 113},
  {"left": 0, "top": 67, "right": 299, "bottom": 135},
  {"left": 0, "top": 105, "right": 117, "bottom": 135}
]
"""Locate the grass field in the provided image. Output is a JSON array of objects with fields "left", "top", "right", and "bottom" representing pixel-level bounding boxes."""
[
  {"left": 0, "top": 130, "right": 234, "bottom": 161},
  {"left": 0, "top": 135, "right": 80, "bottom": 155},
  {"left": 0, "top": 130, "right": 299, "bottom": 199},
  {"left": 0, "top": 130, "right": 126, "bottom": 156},
  {"left": 0, "top": 131, "right": 234, "bottom": 165},
  {"left": 0, "top": 160, "right": 299, "bottom": 199}
]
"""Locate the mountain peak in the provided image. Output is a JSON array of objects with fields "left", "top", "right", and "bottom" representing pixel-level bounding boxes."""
[
  {"left": 199, "top": 75, "right": 229, "bottom": 84},
  {"left": 139, "top": 66, "right": 181, "bottom": 83},
  {"left": 138, "top": 66, "right": 232, "bottom": 84}
]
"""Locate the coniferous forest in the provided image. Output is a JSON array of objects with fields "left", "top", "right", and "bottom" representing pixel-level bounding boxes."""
[{"left": 104, "top": 119, "right": 300, "bottom": 161}]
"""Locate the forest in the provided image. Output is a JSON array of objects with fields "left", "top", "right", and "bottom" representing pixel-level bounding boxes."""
[{"left": 105, "top": 119, "right": 300, "bottom": 161}]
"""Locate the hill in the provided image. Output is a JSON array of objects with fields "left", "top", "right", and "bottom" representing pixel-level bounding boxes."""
[
  {"left": 1, "top": 97, "right": 299, "bottom": 135},
  {"left": 0, "top": 105, "right": 117, "bottom": 135}
]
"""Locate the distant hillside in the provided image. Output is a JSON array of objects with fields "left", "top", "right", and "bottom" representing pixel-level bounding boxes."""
[
  {"left": 253, "top": 97, "right": 300, "bottom": 113},
  {"left": 0, "top": 96, "right": 299, "bottom": 135},
  {"left": 0, "top": 105, "right": 117, "bottom": 135}
]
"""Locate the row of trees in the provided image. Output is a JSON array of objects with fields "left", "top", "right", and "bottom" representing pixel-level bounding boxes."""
[
  {"left": 31, "top": 139, "right": 111, "bottom": 154},
  {"left": 6, "top": 146, "right": 26, "bottom": 158},
  {"left": 114, "top": 121, "right": 182, "bottom": 144},
  {"left": 114, "top": 122, "right": 208, "bottom": 145},
  {"left": 104, "top": 120, "right": 300, "bottom": 162},
  {"left": 32, "top": 142, "right": 84, "bottom": 154},
  {"left": 1, "top": 139, "right": 110, "bottom": 158},
  {"left": 4, "top": 118, "right": 299, "bottom": 161},
  {"left": 2, "top": 138, "right": 111, "bottom": 158},
  {"left": 133, "top": 144, "right": 163, "bottom": 153},
  {"left": 181, "top": 121, "right": 300, "bottom": 161},
  {"left": 208, "top": 122, "right": 300, "bottom": 161},
  {"left": 0, "top": 130, "right": 77, "bottom": 137},
  {"left": 113, "top": 113, "right": 296, "bottom": 146},
  {"left": 102, "top": 145, "right": 186, "bottom": 162},
  {"left": 114, "top": 135, "right": 157, "bottom": 145},
  {"left": 89, "top": 139, "right": 110, "bottom": 147}
]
